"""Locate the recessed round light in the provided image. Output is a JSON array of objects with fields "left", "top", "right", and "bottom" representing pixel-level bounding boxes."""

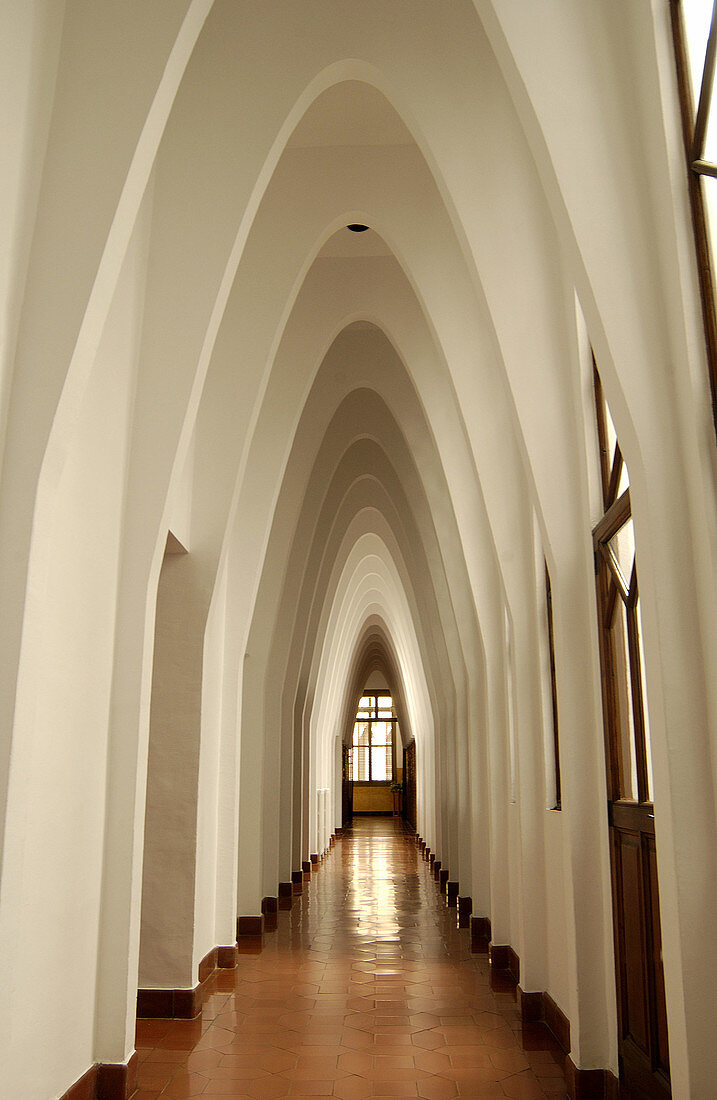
[{"left": 347, "top": 224, "right": 369, "bottom": 232}]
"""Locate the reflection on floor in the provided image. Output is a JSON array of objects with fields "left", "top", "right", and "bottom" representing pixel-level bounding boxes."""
[{"left": 135, "top": 816, "right": 567, "bottom": 1098}]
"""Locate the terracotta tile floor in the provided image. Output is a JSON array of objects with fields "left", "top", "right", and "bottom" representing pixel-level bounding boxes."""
[{"left": 135, "top": 818, "right": 567, "bottom": 1099}]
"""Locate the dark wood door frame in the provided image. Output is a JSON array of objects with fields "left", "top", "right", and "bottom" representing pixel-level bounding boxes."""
[{"left": 593, "top": 489, "right": 670, "bottom": 1098}]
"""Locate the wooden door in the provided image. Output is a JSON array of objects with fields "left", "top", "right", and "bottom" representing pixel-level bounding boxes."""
[
  {"left": 402, "top": 739, "right": 416, "bottom": 830},
  {"left": 593, "top": 370, "right": 670, "bottom": 1097},
  {"left": 342, "top": 743, "right": 353, "bottom": 828}
]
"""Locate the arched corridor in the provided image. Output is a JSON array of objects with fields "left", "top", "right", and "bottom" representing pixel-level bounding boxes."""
[
  {"left": 3, "top": 4, "right": 717, "bottom": 1099},
  {"left": 134, "top": 819, "right": 567, "bottom": 1100}
]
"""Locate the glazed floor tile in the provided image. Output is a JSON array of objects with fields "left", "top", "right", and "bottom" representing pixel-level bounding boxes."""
[{"left": 136, "top": 818, "right": 568, "bottom": 1098}]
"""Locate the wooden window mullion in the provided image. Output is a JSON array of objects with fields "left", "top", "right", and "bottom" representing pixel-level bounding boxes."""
[{"left": 670, "top": 0, "right": 717, "bottom": 441}]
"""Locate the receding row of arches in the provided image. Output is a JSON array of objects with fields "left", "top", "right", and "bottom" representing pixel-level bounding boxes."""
[{"left": 2, "top": 4, "right": 717, "bottom": 1098}]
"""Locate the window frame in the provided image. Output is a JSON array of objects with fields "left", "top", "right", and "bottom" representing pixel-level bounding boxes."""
[
  {"left": 351, "top": 692, "right": 396, "bottom": 784},
  {"left": 670, "top": 0, "right": 717, "bottom": 439},
  {"left": 544, "top": 563, "right": 562, "bottom": 811}
]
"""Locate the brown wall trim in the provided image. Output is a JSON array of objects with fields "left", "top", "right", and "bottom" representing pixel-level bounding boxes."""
[
  {"left": 261, "top": 896, "right": 278, "bottom": 930},
  {"left": 489, "top": 943, "right": 520, "bottom": 985},
  {"left": 237, "top": 915, "right": 264, "bottom": 937},
  {"left": 516, "top": 985, "right": 618, "bottom": 1099},
  {"left": 198, "top": 946, "right": 217, "bottom": 984},
  {"left": 60, "top": 1053, "right": 138, "bottom": 1100},
  {"left": 138, "top": 944, "right": 237, "bottom": 1020},
  {"left": 470, "top": 915, "right": 491, "bottom": 941},
  {"left": 564, "top": 1057, "right": 619, "bottom": 1100},
  {"left": 137, "top": 985, "right": 201, "bottom": 1020},
  {"left": 217, "top": 944, "right": 238, "bottom": 968},
  {"left": 543, "top": 992, "right": 571, "bottom": 1055},
  {"left": 446, "top": 881, "right": 459, "bottom": 906},
  {"left": 98, "top": 1052, "right": 138, "bottom": 1100},
  {"left": 302, "top": 860, "right": 311, "bottom": 874},
  {"left": 517, "top": 987, "right": 571, "bottom": 1055},
  {"left": 60, "top": 1065, "right": 98, "bottom": 1100},
  {"left": 517, "top": 987, "right": 544, "bottom": 1024}
]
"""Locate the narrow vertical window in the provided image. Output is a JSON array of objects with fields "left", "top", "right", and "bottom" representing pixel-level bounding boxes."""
[
  {"left": 504, "top": 608, "right": 517, "bottom": 803},
  {"left": 544, "top": 564, "right": 562, "bottom": 810},
  {"left": 671, "top": 0, "right": 717, "bottom": 436},
  {"left": 591, "top": 358, "right": 669, "bottom": 1096}
]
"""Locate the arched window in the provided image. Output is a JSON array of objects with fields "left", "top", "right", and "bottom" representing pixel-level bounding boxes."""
[
  {"left": 351, "top": 693, "right": 396, "bottom": 782},
  {"left": 592, "top": 361, "right": 669, "bottom": 1098},
  {"left": 671, "top": 0, "right": 717, "bottom": 436}
]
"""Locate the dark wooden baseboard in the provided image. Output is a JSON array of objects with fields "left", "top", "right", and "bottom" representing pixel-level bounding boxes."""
[
  {"left": 98, "top": 1054, "right": 138, "bottom": 1100},
  {"left": 470, "top": 915, "right": 491, "bottom": 941},
  {"left": 60, "top": 1052, "right": 138, "bottom": 1100},
  {"left": 565, "top": 1057, "right": 619, "bottom": 1099},
  {"left": 517, "top": 987, "right": 543, "bottom": 1023},
  {"left": 489, "top": 942, "right": 520, "bottom": 984},
  {"left": 61, "top": 1065, "right": 97, "bottom": 1100},
  {"left": 517, "top": 987, "right": 570, "bottom": 1052},
  {"left": 237, "top": 915, "right": 264, "bottom": 936},
  {"left": 137, "top": 945, "right": 236, "bottom": 1020},
  {"left": 544, "top": 991, "right": 571, "bottom": 1054},
  {"left": 516, "top": 985, "right": 618, "bottom": 1099},
  {"left": 217, "top": 944, "right": 237, "bottom": 968}
]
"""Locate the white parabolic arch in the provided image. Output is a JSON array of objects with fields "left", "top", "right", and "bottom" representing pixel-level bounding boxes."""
[{"left": 310, "top": 533, "right": 435, "bottom": 851}]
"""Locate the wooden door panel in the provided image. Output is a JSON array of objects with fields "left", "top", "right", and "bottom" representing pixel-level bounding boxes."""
[
  {"left": 646, "top": 839, "right": 670, "bottom": 1076},
  {"left": 615, "top": 831, "right": 649, "bottom": 1054},
  {"left": 592, "top": 366, "right": 670, "bottom": 1096},
  {"left": 342, "top": 745, "right": 353, "bottom": 828},
  {"left": 403, "top": 740, "right": 416, "bottom": 830}
]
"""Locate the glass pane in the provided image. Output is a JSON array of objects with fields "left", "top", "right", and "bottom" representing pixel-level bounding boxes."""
[
  {"left": 371, "top": 721, "right": 390, "bottom": 745},
  {"left": 353, "top": 721, "right": 369, "bottom": 747},
  {"left": 377, "top": 695, "right": 394, "bottom": 717},
  {"left": 603, "top": 393, "right": 619, "bottom": 477},
  {"left": 704, "top": 86, "right": 717, "bottom": 162},
  {"left": 357, "top": 695, "right": 372, "bottom": 717},
  {"left": 703, "top": 173, "right": 717, "bottom": 252},
  {"left": 371, "top": 744, "right": 392, "bottom": 781},
  {"left": 609, "top": 599, "right": 639, "bottom": 800},
  {"left": 617, "top": 456, "right": 630, "bottom": 498},
  {"left": 683, "top": 0, "right": 715, "bottom": 103},
  {"left": 636, "top": 599, "right": 654, "bottom": 802},
  {"left": 354, "top": 745, "right": 369, "bottom": 782},
  {"left": 607, "top": 516, "right": 635, "bottom": 594}
]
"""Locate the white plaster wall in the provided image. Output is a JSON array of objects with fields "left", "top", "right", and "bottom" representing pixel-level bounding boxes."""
[
  {"left": 0, "top": 181, "right": 151, "bottom": 1099},
  {"left": 1, "top": 3, "right": 716, "bottom": 1096},
  {"left": 0, "top": 0, "right": 65, "bottom": 471}
]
